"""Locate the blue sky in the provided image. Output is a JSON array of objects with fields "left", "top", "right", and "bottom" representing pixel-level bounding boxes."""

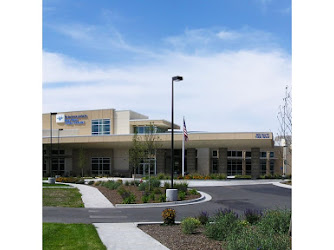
[{"left": 43, "top": 0, "right": 291, "bottom": 135}]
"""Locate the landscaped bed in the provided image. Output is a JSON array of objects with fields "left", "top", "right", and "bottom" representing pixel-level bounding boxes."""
[
  {"left": 139, "top": 208, "right": 292, "bottom": 250},
  {"left": 90, "top": 178, "right": 201, "bottom": 204}
]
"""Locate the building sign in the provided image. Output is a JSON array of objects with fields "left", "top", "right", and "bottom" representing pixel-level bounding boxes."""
[
  {"left": 56, "top": 114, "right": 65, "bottom": 123},
  {"left": 255, "top": 133, "right": 270, "bottom": 139},
  {"left": 64, "top": 114, "right": 88, "bottom": 125}
]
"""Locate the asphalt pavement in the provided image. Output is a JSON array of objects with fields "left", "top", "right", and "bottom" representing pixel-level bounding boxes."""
[{"left": 43, "top": 179, "right": 291, "bottom": 250}]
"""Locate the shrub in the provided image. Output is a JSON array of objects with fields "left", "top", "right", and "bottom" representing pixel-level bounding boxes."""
[
  {"left": 215, "top": 208, "right": 239, "bottom": 219},
  {"left": 93, "top": 181, "right": 101, "bottom": 186},
  {"left": 153, "top": 187, "right": 162, "bottom": 195},
  {"left": 142, "top": 195, "right": 149, "bottom": 203},
  {"left": 244, "top": 208, "right": 263, "bottom": 225},
  {"left": 235, "top": 175, "right": 252, "bottom": 179},
  {"left": 149, "top": 192, "right": 155, "bottom": 201},
  {"left": 124, "top": 181, "right": 130, "bottom": 186},
  {"left": 148, "top": 178, "right": 161, "bottom": 189},
  {"left": 162, "top": 208, "right": 176, "bottom": 225},
  {"left": 158, "top": 194, "right": 166, "bottom": 202},
  {"left": 205, "top": 209, "right": 241, "bottom": 241},
  {"left": 178, "top": 191, "right": 186, "bottom": 201},
  {"left": 56, "top": 177, "right": 84, "bottom": 183},
  {"left": 257, "top": 208, "right": 291, "bottom": 235},
  {"left": 174, "top": 182, "right": 188, "bottom": 193},
  {"left": 226, "top": 226, "right": 291, "bottom": 250},
  {"left": 138, "top": 182, "right": 148, "bottom": 191},
  {"left": 188, "top": 188, "right": 199, "bottom": 195},
  {"left": 101, "top": 180, "right": 122, "bottom": 190},
  {"left": 87, "top": 181, "right": 94, "bottom": 185},
  {"left": 181, "top": 217, "right": 201, "bottom": 234},
  {"left": 117, "top": 187, "right": 136, "bottom": 204},
  {"left": 197, "top": 211, "right": 209, "bottom": 225},
  {"left": 163, "top": 182, "right": 171, "bottom": 189}
]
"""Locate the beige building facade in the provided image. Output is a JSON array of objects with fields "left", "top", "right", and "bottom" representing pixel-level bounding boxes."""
[{"left": 42, "top": 108, "right": 290, "bottom": 178}]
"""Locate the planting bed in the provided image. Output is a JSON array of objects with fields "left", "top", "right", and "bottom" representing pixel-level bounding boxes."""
[
  {"left": 139, "top": 224, "right": 222, "bottom": 250},
  {"left": 95, "top": 185, "right": 201, "bottom": 205}
]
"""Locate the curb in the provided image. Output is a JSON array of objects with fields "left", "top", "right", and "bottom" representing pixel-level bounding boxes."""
[
  {"left": 272, "top": 182, "right": 292, "bottom": 189},
  {"left": 115, "top": 191, "right": 210, "bottom": 208}
]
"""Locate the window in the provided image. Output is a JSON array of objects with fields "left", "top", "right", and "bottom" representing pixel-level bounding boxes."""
[
  {"left": 270, "top": 160, "right": 275, "bottom": 175},
  {"left": 51, "top": 158, "right": 65, "bottom": 175},
  {"left": 212, "top": 150, "right": 218, "bottom": 157},
  {"left": 212, "top": 158, "right": 218, "bottom": 173},
  {"left": 245, "top": 151, "right": 251, "bottom": 158},
  {"left": 228, "top": 151, "right": 242, "bottom": 158},
  {"left": 92, "top": 119, "right": 110, "bottom": 135},
  {"left": 91, "top": 157, "right": 110, "bottom": 175},
  {"left": 260, "top": 160, "right": 267, "bottom": 175},
  {"left": 246, "top": 159, "right": 252, "bottom": 175},
  {"left": 260, "top": 152, "right": 267, "bottom": 158},
  {"left": 227, "top": 159, "right": 242, "bottom": 176},
  {"left": 134, "top": 126, "right": 167, "bottom": 134},
  {"left": 270, "top": 152, "right": 275, "bottom": 158}
]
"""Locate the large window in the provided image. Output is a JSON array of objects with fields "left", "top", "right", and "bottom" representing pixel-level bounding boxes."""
[
  {"left": 260, "top": 159, "right": 267, "bottom": 175},
  {"left": 51, "top": 158, "right": 65, "bottom": 175},
  {"left": 91, "top": 157, "right": 110, "bottom": 175},
  {"left": 134, "top": 126, "right": 166, "bottom": 134},
  {"left": 228, "top": 151, "right": 242, "bottom": 157},
  {"left": 270, "top": 160, "right": 275, "bottom": 175},
  {"left": 212, "top": 158, "right": 218, "bottom": 173},
  {"left": 227, "top": 159, "right": 242, "bottom": 176},
  {"left": 246, "top": 159, "right": 252, "bottom": 175},
  {"left": 92, "top": 119, "right": 110, "bottom": 135}
]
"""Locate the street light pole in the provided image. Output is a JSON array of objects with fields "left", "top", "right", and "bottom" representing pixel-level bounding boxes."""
[
  {"left": 49, "top": 112, "right": 57, "bottom": 177},
  {"left": 171, "top": 76, "right": 183, "bottom": 189},
  {"left": 58, "top": 128, "right": 63, "bottom": 176}
]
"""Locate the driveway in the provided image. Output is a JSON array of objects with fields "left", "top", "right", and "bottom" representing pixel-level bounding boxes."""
[{"left": 43, "top": 183, "right": 291, "bottom": 223}]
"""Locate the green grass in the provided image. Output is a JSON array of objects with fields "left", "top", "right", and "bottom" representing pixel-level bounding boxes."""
[
  {"left": 43, "top": 188, "right": 84, "bottom": 207},
  {"left": 43, "top": 183, "right": 70, "bottom": 187},
  {"left": 43, "top": 223, "right": 106, "bottom": 250}
]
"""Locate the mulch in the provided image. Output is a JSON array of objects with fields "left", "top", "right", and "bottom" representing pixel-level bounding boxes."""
[
  {"left": 138, "top": 224, "right": 224, "bottom": 250},
  {"left": 94, "top": 185, "right": 201, "bottom": 205}
]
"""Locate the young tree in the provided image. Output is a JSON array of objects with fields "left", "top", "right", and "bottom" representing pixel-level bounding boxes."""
[
  {"left": 78, "top": 146, "right": 87, "bottom": 177},
  {"left": 129, "top": 131, "right": 145, "bottom": 182},
  {"left": 276, "top": 85, "right": 292, "bottom": 176}
]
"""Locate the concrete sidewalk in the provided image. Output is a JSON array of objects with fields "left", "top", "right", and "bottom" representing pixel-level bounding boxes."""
[{"left": 93, "top": 223, "right": 169, "bottom": 250}]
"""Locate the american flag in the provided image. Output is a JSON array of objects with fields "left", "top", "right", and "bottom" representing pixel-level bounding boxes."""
[{"left": 183, "top": 118, "right": 188, "bottom": 141}]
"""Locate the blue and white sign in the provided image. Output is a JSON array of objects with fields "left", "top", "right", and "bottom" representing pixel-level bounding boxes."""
[
  {"left": 255, "top": 133, "right": 270, "bottom": 139},
  {"left": 56, "top": 114, "right": 65, "bottom": 123}
]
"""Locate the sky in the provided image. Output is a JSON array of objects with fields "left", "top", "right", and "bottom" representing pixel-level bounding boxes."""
[{"left": 42, "top": 0, "right": 291, "bottom": 135}]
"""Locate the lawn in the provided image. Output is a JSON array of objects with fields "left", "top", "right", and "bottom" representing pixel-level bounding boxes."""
[
  {"left": 43, "top": 223, "right": 106, "bottom": 250},
  {"left": 43, "top": 187, "right": 84, "bottom": 207}
]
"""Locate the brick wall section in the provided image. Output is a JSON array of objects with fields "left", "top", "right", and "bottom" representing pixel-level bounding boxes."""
[
  {"left": 218, "top": 148, "right": 228, "bottom": 175},
  {"left": 251, "top": 148, "right": 260, "bottom": 179}
]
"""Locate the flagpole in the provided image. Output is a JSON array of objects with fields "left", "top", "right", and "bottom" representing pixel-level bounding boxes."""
[{"left": 182, "top": 116, "right": 185, "bottom": 177}]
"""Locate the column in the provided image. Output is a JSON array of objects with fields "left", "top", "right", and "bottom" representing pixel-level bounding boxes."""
[
  {"left": 218, "top": 148, "right": 228, "bottom": 175},
  {"left": 186, "top": 148, "right": 196, "bottom": 174}
]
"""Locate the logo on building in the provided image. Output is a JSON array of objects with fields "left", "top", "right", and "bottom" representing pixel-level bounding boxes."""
[{"left": 56, "top": 114, "right": 65, "bottom": 123}]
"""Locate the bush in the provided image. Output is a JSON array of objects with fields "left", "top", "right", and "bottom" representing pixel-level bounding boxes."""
[
  {"left": 244, "top": 208, "right": 262, "bottom": 225},
  {"left": 181, "top": 217, "right": 201, "bottom": 234},
  {"left": 178, "top": 191, "right": 186, "bottom": 201},
  {"left": 163, "top": 182, "right": 171, "bottom": 189},
  {"left": 174, "top": 182, "right": 188, "bottom": 193},
  {"left": 158, "top": 194, "right": 166, "bottom": 202},
  {"left": 205, "top": 209, "right": 241, "bottom": 241},
  {"left": 153, "top": 188, "right": 162, "bottom": 195},
  {"left": 148, "top": 178, "right": 161, "bottom": 189},
  {"left": 101, "top": 180, "right": 122, "bottom": 190},
  {"left": 149, "top": 192, "right": 155, "bottom": 201},
  {"left": 197, "top": 211, "right": 209, "bottom": 225},
  {"left": 215, "top": 208, "right": 239, "bottom": 219},
  {"left": 56, "top": 177, "right": 84, "bottom": 184},
  {"left": 226, "top": 226, "right": 291, "bottom": 250},
  {"left": 142, "top": 195, "right": 149, "bottom": 203},
  {"left": 87, "top": 181, "right": 94, "bottom": 185},
  {"left": 235, "top": 175, "right": 252, "bottom": 179},
  {"left": 257, "top": 208, "right": 291, "bottom": 235},
  {"left": 117, "top": 187, "right": 136, "bottom": 204},
  {"left": 162, "top": 208, "right": 176, "bottom": 225},
  {"left": 188, "top": 188, "right": 199, "bottom": 195}
]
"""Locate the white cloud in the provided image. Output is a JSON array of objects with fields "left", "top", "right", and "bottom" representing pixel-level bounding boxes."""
[{"left": 43, "top": 48, "right": 291, "bottom": 134}]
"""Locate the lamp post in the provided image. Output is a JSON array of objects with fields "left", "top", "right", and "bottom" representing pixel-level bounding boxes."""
[
  {"left": 49, "top": 112, "right": 57, "bottom": 177},
  {"left": 171, "top": 76, "right": 183, "bottom": 189},
  {"left": 58, "top": 128, "right": 63, "bottom": 176}
]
